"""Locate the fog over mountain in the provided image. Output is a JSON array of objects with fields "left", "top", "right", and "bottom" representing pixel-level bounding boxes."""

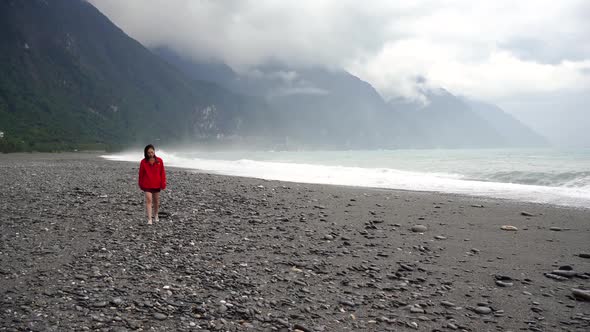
[
  {"left": 154, "top": 47, "right": 546, "bottom": 148},
  {"left": 90, "top": 0, "right": 590, "bottom": 147},
  {"left": 1, "top": 1, "right": 586, "bottom": 151}
]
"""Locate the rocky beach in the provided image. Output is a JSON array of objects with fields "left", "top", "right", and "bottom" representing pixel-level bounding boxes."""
[{"left": 1, "top": 153, "right": 589, "bottom": 331}]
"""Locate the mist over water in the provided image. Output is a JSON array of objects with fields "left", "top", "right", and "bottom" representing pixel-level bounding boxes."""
[{"left": 104, "top": 148, "right": 590, "bottom": 208}]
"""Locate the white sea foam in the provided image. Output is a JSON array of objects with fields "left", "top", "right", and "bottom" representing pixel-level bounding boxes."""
[{"left": 103, "top": 150, "right": 590, "bottom": 208}]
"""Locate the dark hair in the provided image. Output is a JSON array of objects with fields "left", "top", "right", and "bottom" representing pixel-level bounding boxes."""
[{"left": 144, "top": 144, "right": 155, "bottom": 160}]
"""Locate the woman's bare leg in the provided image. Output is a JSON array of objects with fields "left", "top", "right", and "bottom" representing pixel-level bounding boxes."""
[
  {"left": 145, "top": 192, "right": 153, "bottom": 224},
  {"left": 153, "top": 192, "right": 160, "bottom": 221}
]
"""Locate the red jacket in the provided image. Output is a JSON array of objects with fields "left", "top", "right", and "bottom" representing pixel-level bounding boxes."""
[{"left": 138, "top": 157, "right": 166, "bottom": 190}]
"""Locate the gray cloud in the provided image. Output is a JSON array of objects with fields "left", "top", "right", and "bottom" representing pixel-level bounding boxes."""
[
  {"left": 89, "top": 0, "right": 405, "bottom": 70},
  {"left": 271, "top": 87, "right": 330, "bottom": 98},
  {"left": 498, "top": 1, "right": 590, "bottom": 65},
  {"left": 88, "top": 0, "right": 589, "bottom": 104},
  {"left": 499, "top": 34, "right": 590, "bottom": 65}
]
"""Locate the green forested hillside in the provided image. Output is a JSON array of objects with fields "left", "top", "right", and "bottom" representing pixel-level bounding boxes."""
[{"left": 0, "top": 0, "right": 268, "bottom": 152}]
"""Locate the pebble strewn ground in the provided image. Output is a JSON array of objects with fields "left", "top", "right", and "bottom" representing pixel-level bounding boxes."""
[{"left": 0, "top": 153, "right": 589, "bottom": 331}]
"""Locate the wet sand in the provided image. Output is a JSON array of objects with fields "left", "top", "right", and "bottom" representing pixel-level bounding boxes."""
[{"left": 0, "top": 153, "right": 589, "bottom": 331}]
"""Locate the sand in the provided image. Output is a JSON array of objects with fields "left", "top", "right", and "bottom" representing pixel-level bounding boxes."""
[{"left": 0, "top": 152, "right": 589, "bottom": 331}]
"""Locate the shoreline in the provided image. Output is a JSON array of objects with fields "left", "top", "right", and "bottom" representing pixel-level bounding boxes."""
[
  {"left": 102, "top": 154, "right": 590, "bottom": 212},
  {"left": 1, "top": 153, "right": 589, "bottom": 331}
]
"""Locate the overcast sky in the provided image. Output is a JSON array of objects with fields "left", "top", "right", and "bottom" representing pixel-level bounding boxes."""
[{"left": 89, "top": 0, "right": 590, "bottom": 145}]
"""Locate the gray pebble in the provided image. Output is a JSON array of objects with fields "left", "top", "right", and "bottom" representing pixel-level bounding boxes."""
[
  {"left": 552, "top": 270, "right": 578, "bottom": 278},
  {"left": 153, "top": 313, "right": 167, "bottom": 320},
  {"left": 571, "top": 288, "right": 590, "bottom": 301},
  {"left": 474, "top": 306, "right": 492, "bottom": 315},
  {"left": 111, "top": 298, "right": 123, "bottom": 306},
  {"left": 276, "top": 318, "right": 289, "bottom": 326},
  {"left": 410, "top": 306, "right": 424, "bottom": 313},
  {"left": 92, "top": 301, "right": 107, "bottom": 308},
  {"left": 339, "top": 300, "right": 355, "bottom": 307},
  {"left": 495, "top": 280, "right": 513, "bottom": 287},
  {"left": 440, "top": 300, "right": 456, "bottom": 307},
  {"left": 411, "top": 225, "right": 427, "bottom": 233},
  {"left": 544, "top": 273, "right": 568, "bottom": 281}
]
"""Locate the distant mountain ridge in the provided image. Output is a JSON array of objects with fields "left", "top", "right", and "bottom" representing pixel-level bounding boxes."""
[
  {"left": 462, "top": 98, "right": 548, "bottom": 147},
  {"left": 387, "top": 88, "right": 547, "bottom": 148},
  {"left": 0, "top": 0, "right": 547, "bottom": 151},
  {"left": 154, "top": 47, "right": 548, "bottom": 148}
]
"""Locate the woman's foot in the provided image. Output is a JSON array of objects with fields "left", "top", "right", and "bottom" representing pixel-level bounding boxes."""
[
  {"left": 154, "top": 217, "right": 159, "bottom": 222},
  {"left": 147, "top": 218, "right": 152, "bottom": 225}
]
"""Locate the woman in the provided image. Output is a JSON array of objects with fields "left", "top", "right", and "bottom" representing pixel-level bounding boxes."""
[{"left": 138, "top": 144, "right": 166, "bottom": 224}]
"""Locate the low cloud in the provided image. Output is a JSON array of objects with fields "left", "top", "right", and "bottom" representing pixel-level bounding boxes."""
[
  {"left": 89, "top": 0, "right": 590, "bottom": 103},
  {"left": 270, "top": 87, "right": 330, "bottom": 98}
]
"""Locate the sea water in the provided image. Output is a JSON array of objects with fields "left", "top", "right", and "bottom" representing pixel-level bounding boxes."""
[{"left": 103, "top": 148, "right": 590, "bottom": 208}]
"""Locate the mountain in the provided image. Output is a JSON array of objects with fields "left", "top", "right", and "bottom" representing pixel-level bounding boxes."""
[
  {"left": 156, "top": 47, "right": 547, "bottom": 149},
  {"left": 153, "top": 46, "right": 236, "bottom": 88},
  {"left": 154, "top": 48, "right": 398, "bottom": 148},
  {"left": 388, "top": 88, "right": 507, "bottom": 148},
  {"left": 231, "top": 64, "right": 395, "bottom": 148},
  {"left": 0, "top": 0, "right": 271, "bottom": 152},
  {"left": 390, "top": 89, "right": 550, "bottom": 148},
  {"left": 462, "top": 98, "right": 548, "bottom": 147},
  {"left": 1, "top": 0, "right": 548, "bottom": 152}
]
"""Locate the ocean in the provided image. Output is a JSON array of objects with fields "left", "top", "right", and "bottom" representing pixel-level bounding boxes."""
[{"left": 103, "top": 148, "right": 590, "bottom": 208}]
